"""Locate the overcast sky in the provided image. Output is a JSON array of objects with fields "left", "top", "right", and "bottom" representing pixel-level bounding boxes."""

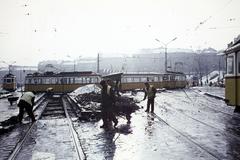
[{"left": 0, "top": 0, "right": 239, "bottom": 66}]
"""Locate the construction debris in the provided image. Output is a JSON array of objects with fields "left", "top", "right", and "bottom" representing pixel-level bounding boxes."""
[{"left": 70, "top": 85, "right": 140, "bottom": 121}]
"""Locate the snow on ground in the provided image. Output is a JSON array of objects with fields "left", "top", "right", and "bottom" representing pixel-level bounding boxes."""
[{"left": 69, "top": 84, "right": 101, "bottom": 97}]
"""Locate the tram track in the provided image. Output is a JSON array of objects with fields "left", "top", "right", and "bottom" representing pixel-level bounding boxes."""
[
  {"left": 6, "top": 94, "right": 86, "bottom": 160},
  {"left": 182, "top": 89, "right": 240, "bottom": 129},
  {"left": 154, "top": 99, "right": 240, "bottom": 142},
  {"left": 151, "top": 112, "right": 221, "bottom": 160},
  {"left": 187, "top": 89, "right": 235, "bottom": 117},
  {"left": 6, "top": 94, "right": 47, "bottom": 160}
]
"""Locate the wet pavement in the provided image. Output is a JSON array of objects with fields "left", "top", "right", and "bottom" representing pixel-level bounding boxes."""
[
  {"left": 15, "top": 119, "right": 79, "bottom": 160},
  {"left": 1, "top": 87, "right": 240, "bottom": 160}
]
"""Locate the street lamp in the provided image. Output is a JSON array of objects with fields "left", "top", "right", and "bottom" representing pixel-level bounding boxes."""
[{"left": 155, "top": 37, "right": 177, "bottom": 72}]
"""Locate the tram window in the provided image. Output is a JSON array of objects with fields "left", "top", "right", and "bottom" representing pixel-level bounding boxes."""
[
  {"left": 227, "top": 56, "right": 234, "bottom": 74},
  {"left": 92, "top": 77, "right": 97, "bottom": 83},
  {"left": 45, "top": 78, "right": 50, "bottom": 84},
  {"left": 89, "top": 78, "right": 92, "bottom": 83},
  {"left": 39, "top": 79, "right": 42, "bottom": 84},
  {"left": 75, "top": 77, "right": 80, "bottom": 83},
  {"left": 73, "top": 78, "right": 75, "bottom": 84},
  {"left": 63, "top": 78, "right": 68, "bottom": 84},
  {"left": 82, "top": 77, "right": 86, "bottom": 83},
  {"left": 139, "top": 77, "right": 145, "bottom": 82},
  {"left": 69, "top": 78, "right": 75, "bottom": 84},
  {"left": 91, "top": 77, "right": 95, "bottom": 83},
  {"left": 163, "top": 75, "right": 168, "bottom": 81},
  {"left": 238, "top": 54, "right": 240, "bottom": 73},
  {"left": 6, "top": 78, "right": 12, "bottom": 83},
  {"left": 51, "top": 78, "right": 56, "bottom": 84},
  {"left": 55, "top": 78, "right": 59, "bottom": 84},
  {"left": 42, "top": 78, "right": 46, "bottom": 84},
  {"left": 154, "top": 77, "right": 158, "bottom": 81},
  {"left": 60, "top": 78, "right": 67, "bottom": 84},
  {"left": 85, "top": 77, "right": 89, "bottom": 83},
  {"left": 78, "top": 77, "right": 83, "bottom": 83},
  {"left": 175, "top": 76, "right": 179, "bottom": 80},
  {"left": 34, "top": 78, "right": 37, "bottom": 84},
  {"left": 158, "top": 76, "right": 162, "bottom": 81},
  {"left": 131, "top": 77, "right": 137, "bottom": 82},
  {"left": 45, "top": 78, "right": 48, "bottom": 84},
  {"left": 127, "top": 77, "right": 132, "bottom": 82},
  {"left": 95, "top": 77, "right": 99, "bottom": 83}
]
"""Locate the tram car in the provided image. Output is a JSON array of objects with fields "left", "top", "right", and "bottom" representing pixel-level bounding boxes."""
[
  {"left": 24, "top": 71, "right": 101, "bottom": 93},
  {"left": 2, "top": 73, "right": 17, "bottom": 91},
  {"left": 102, "top": 71, "right": 187, "bottom": 91},
  {"left": 224, "top": 38, "right": 240, "bottom": 112}
]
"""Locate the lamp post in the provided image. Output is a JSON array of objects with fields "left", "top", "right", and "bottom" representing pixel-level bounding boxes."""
[{"left": 155, "top": 37, "right": 177, "bottom": 72}]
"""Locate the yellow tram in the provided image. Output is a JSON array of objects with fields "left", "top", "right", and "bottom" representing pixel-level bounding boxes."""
[
  {"left": 25, "top": 71, "right": 187, "bottom": 93},
  {"left": 224, "top": 38, "right": 240, "bottom": 112},
  {"left": 24, "top": 71, "right": 101, "bottom": 93},
  {"left": 102, "top": 71, "right": 187, "bottom": 91},
  {"left": 2, "top": 73, "right": 17, "bottom": 91}
]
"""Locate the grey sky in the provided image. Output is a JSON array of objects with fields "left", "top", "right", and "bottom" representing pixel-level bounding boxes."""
[{"left": 0, "top": 0, "right": 239, "bottom": 66}]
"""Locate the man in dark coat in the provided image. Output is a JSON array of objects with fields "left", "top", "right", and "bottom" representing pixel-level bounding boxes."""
[{"left": 100, "top": 80, "right": 118, "bottom": 128}]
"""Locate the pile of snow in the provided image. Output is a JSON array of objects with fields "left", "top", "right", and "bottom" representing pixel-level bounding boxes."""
[
  {"left": 69, "top": 84, "right": 101, "bottom": 97},
  {"left": 202, "top": 70, "right": 224, "bottom": 84}
]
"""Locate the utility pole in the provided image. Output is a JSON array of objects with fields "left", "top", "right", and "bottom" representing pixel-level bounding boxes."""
[{"left": 97, "top": 53, "right": 100, "bottom": 73}]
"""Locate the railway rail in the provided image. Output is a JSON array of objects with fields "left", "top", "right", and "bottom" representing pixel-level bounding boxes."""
[
  {"left": 188, "top": 89, "right": 235, "bottom": 117},
  {"left": 150, "top": 112, "right": 221, "bottom": 160},
  {"left": 6, "top": 94, "right": 86, "bottom": 160},
  {"left": 154, "top": 96, "right": 240, "bottom": 142}
]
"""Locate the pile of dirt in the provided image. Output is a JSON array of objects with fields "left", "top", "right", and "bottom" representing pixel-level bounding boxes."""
[
  {"left": 75, "top": 92, "right": 102, "bottom": 106},
  {"left": 73, "top": 92, "right": 139, "bottom": 122},
  {"left": 0, "top": 116, "right": 19, "bottom": 135},
  {"left": 70, "top": 85, "right": 140, "bottom": 121}
]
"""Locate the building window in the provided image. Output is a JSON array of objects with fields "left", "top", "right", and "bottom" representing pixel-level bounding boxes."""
[{"left": 227, "top": 56, "right": 234, "bottom": 74}]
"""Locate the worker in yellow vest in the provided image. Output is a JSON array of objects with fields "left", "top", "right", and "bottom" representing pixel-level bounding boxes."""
[{"left": 143, "top": 82, "right": 157, "bottom": 113}]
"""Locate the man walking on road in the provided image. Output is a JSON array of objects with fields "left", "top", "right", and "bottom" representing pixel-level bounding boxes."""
[
  {"left": 143, "top": 82, "right": 157, "bottom": 113},
  {"left": 100, "top": 80, "right": 118, "bottom": 129},
  {"left": 18, "top": 91, "right": 36, "bottom": 123}
]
